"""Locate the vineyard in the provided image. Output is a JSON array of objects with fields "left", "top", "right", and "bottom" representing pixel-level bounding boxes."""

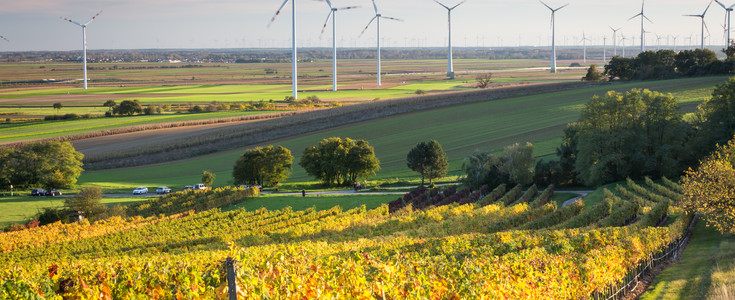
[{"left": 0, "top": 177, "right": 691, "bottom": 299}]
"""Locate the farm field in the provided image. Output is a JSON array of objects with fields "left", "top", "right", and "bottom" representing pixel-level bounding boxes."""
[
  {"left": 0, "top": 175, "right": 690, "bottom": 298},
  {"left": 0, "top": 195, "right": 147, "bottom": 226},
  {"left": 76, "top": 76, "right": 726, "bottom": 192}
]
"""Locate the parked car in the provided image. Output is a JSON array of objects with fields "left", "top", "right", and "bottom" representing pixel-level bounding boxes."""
[
  {"left": 156, "top": 186, "right": 171, "bottom": 194},
  {"left": 30, "top": 188, "right": 45, "bottom": 196},
  {"left": 44, "top": 190, "right": 62, "bottom": 196},
  {"left": 132, "top": 187, "right": 148, "bottom": 195},
  {"left": 193, "top": 184, "right": 207, "bottom": 190},
  {"left": 182, "top": 185, "right": 194, "bottom": 191}
]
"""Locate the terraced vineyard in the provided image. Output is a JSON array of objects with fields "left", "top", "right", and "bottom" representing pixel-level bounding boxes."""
[{"left": 0, "top": 178, "right": 690, "bottom": 299}]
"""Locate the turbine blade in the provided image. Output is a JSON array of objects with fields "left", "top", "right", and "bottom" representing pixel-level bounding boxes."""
[
  {"left": 372, "top": 0, "right": 378, "bottom": 14},
  {"left": 382, "top": 16, "right": 403, "bottom": 21},
  {"left": 644, "top": 14, "right": 653, "bottom": 23},
  {"left": 0, "top": 36, "right": 8, "bottom": 42},
  {"left": 641, "top": 0, "right": 645, "bottom": 12},
  {"left": 684, "top": 14, "right": 701, "bottom": 17},
  {"left": 705, "top": 19, "right": 711, "bottom": 35},
  {"left": 359, "top": 16, "right": 378, "bottom": 37},
  {"left": 320, "top": 11, "right": 333, "bottom": 36},
  {"left": 629, "top": 13, "right": 642, "bottom": 21},
  {"left": 268, "top": 0, "right": 290, "bottom": 27},
  {"left": 84, "top": 10, "right": 103, "bottom": 26},
  {"left": 729, "top": 3, "right": 735, "bottom": 9},
  {"left": 434, "top": 0, "right": 450, "bottom": 10},
  {"left": 335, "top": 5, "right": 361, "bottom": 10},
  {"left": 715, "top": 0, "right": 728, "bottom": 9},
  {"left": 704, "top": 0, "right": 713, "bottom": 15},
  {"left": 539, "top": 0, "right": 553, "bottom": 11},
  {"left": 555, "top": 3, "right": 569, "bottom": 11},
  {"left": 325, "top": 0, "right": 332, "bottom": 8},
  {"left": 450, "top": 0, "right": 467, "bottom": 10},
  {"left": 60, "top": 16, "right": 83, "bottom": 27}
]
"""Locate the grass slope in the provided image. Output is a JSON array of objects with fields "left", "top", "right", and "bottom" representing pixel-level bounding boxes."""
[
  {"left": 0, "top": 195, "right": 146, "bottom": 226},
  {"left": 78, "top": 76, "right": 725, "bottom": 191},
  {"left": 641, "top": 221, "right": 735, "bottom": 300}
]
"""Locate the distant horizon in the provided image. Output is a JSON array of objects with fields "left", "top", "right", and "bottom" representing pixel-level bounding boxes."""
[{"left": 0, "top": 0, "right": 728, "bottom": 51}]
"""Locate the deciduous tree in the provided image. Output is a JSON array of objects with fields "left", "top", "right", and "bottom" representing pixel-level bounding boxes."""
[
  {"left": 233, "top": 146, "right": 293, "bottom": 187},
  {"left": 407, "top": 140, "right": 449, "bottom": 186},
  {"left": 300, "top": 137, "right": 380, "bottom": 186},
  {"left": 0, "top": 141, "right": 84, "bottom": 189}
]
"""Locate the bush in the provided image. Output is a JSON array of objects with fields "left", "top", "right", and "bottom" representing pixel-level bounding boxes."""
[
  {"left": 415, "top": 89, "right": 426, "bottom": 95},
  {"left": 144, "top": 105, "right": 163, "bottom": 115},
  {"left": 64, "top": 187, "right": 106, "bottom": 219},
  {"left": 34, "top": 207, "right": 66, "bottom": 226},
  {"left": 188, "top": 105, "right": 204, "bottom": 113}
]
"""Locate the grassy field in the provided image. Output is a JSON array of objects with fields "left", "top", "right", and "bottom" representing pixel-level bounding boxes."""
[
  {"left": 641, "top": 221, "right": 735, "bottom": 300},
  {"left": 76, "top": 76, "right": 726, "bottom": 192},
  {"left": 0, "top": 195, "right": 146, "bottom": 226}
]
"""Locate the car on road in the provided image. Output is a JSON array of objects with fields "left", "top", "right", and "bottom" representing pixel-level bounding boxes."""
[
  {"left": 156, "top": 186, "right": 171, "bottom": 194},
  {"left": 193, "top": 184, "right": 207, "bottom": 190},
  {"left": 44, "top": 190, "right": 62, "bottom": 196},
  {"left": 182, "top": 185, "right": 194, "bottom": 191},
  {"left": 30, "top": 188, "right": 45, "bottom": 196},
  {"left": 132, "top": 187, "right": 148, "bottom": 195}
]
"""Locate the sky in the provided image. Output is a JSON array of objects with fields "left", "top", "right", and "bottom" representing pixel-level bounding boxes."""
[{"left": 0, "top": 0, "right": 730, "bottom": 51}]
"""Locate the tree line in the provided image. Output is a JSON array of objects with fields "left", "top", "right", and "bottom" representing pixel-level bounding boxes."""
[{"left": 604, "top": 44, "right": 735, "bottom": 81}]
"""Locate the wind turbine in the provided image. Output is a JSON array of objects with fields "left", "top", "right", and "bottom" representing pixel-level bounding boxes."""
[
  {"left": 319, "top": 0, "right": 360, "bottom": 91},
  {"left": 629, "top": 0, "right": 652, "bottom": 52},
  {"left": 610, "top": 26, "right": 622, "bottom": 56},
  {"left": 434, "top": 0, "right": 466, "bottom": 79},
  {"left": 269, "top": 0, "right": 299, "bottom": 99},
  {"left": 60, "top": 11, "right": 102, "bottom": 90},
  {"left": 656, "top": 34, "right": 663, "bottom": 50},
  {"left": 0, "top": 35, "right": 8, "bottom": 42},
  {"left": 360, "top": 0, "right": 402, "bottom": 86},
  {"left": 715, "top": 0, "right": 735, "bottom": 44},
  {"left": 580, "top": 31, "right": 591, "bottom": 63},
  {"left": 685, "top": 1, "right": 713, "bottom": 49},
  {"left": 621, "top": 34, "right": 629, "bottom": 57},
  {"left": 539, "top": 1, "right": 569, "bottom": 73},
  {"left": 672, "top": 34, "right": 679, "bottom": 51},
  {"left": 603, "top": 36, "right": 608, "bottom": 61}
]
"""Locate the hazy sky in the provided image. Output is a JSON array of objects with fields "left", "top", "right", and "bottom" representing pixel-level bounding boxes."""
[{"left": 0, "top": 0, "right": 729, "bottom": 51}]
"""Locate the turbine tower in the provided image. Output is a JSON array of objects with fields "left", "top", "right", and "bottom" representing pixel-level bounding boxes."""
[
  {"left": 60, "top": 11, "right": 102, "bottom": 90},
  {"left": 540, "top": 1, "right": 569, "bottom": 73},
  {"left": 434, "top": 0, "right": 466, "bottom": 79},
  {"left": 269, "top": 0, "right": 299, "bottom": 99},
  {"left": 319, "top": 0, "right": 360, "bottom": 91},
  {"left": 685, "top": 1, "right": 713, "bottom": 50},
  {"left": 715, "top": 0, "right": 735, "bottom": 45},
  {"left": 629, "top": 0, "right": 652, "bottom": 52},
  {"left": 609, "top": 26, "right": 622, "bottom": 56},
  {"left": 603, "top": 36, "right": 608, "bottom": 61},
  {"left": 580, "top": 31, "right": 591, "bottom": 63},
  {"left": 360, "top": 0, "right": 402, "bottom": 86},
  {"left": 672, "top": 34, "right": 679, "bottom": 51}
]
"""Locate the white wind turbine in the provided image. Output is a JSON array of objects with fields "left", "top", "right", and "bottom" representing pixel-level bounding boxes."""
[
  {"left": 685, "top": 1, "right": 713, "bottom": 50},
  {"left": 715, "top": 0, "right": 735, "bottom": 44},
  {"left": 269, "top": 0, "right": 299, "bottom": 100},
  {"left": 434, "top": 0, "right": 466, "bottom": 79},
  {"left": 319, "top": 0, "right": 360, "bottom": 91},
  {"left": 603, "top": 36, "right": 608, "bottom": 61},
  {"left": 580, "top": 31, "right": 591, "bottom": 63},
  {"left": 610, "top": 26, "right": 622, "bottom": 56},
  {"left": 61, "top": 11, "right": 102, "bottom": 90},
  {"left": 672, "top": 34, "right": 679, "bottom": 51},
  {"left": 656, "top": 34, "right": 663, "bottom": 50},
  {"left": 540, "top": 1, "right": 569, "bottom": 73},
  {"left": 360, "top": 0, "right": 402, "bottom": 86},
  {"left": 621, "top": 34, "right": 629, "bottom": 57},
  {"left": 629, "top": 0, "right": 652, "bottom": 52}
]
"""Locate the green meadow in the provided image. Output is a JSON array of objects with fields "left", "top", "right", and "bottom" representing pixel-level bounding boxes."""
[{"left": 77, "top": 76, "right": 725, "bottom": 192}]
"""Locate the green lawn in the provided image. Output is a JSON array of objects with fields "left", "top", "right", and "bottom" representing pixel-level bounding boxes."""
[
  {"left": 641, "top": 221, "right": 735, "bottom": 300},
  {"left": 0, "top": 195, "right": 147, "bottom": 226},
  {"left": 78, "top": 76, "right": 728, "bottom": 192}
]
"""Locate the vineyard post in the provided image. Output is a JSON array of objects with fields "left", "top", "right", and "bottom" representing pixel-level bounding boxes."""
[{"left": 226, "top": 257, "right": 238, "bottom": 300}]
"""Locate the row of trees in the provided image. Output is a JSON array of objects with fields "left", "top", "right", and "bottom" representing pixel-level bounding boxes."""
[
  {"left": 0, "top": 141, "right": 84, "bottom": 190},
  {"left": 232, "top": 138, "right": 452, "bottom": 188},
  {"left": 461, "top": 142, "right": 536, "bottom": 189},
  {"left": 604, "top": 48, "right": 729, "bottom": 81}
]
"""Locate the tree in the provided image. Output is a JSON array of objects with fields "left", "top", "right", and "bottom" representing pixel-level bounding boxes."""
[
  {"left": 674, "top": 49, "right": 718, "bottom": 76},
  {"left": 103, "top": 100, "right": 116, "bottom": 111},
  {"left": 233, "top": 145, "right": 293, "bottom": 187},
  {"left": 572, "top": 89, "right": 688, "bottom": 186},
  {"left": 461, "top": 142, "right": 534, "bottom": 189},
  {"left": 201, "top": 170, "right": 216, "bottom": 187},
  {"left": 407, "top": 140, "right": 449, "bottom": 186},
  {"left": 52, "top": 102, "right": 63, "bottom": 113},
  {"left": 65, "top": 187, "right": 106, "bottom": 219},
  {"left": 476, "top": 73, "right": 493, "bottom": 88},
  {"left": 681, "top": 136, "right": 735, "bottom": 234},
  {"left": 300, "top": 137, "right": 380, "bottom": 186},
  {"left": 113, "top": 100, "right": 142, "bottom": 116},
  {"left": 0, "top": 141, "right": 84, "bottom": 190},
  {"left": 582, "top": 64, "right": 602, "bottom": 81},
  {"left": 693, "top": 77, "right": 735, "bottom": 156}
]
